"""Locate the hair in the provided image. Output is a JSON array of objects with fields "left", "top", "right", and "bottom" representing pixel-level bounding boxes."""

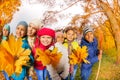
[{"left": 64, "top": 26, "right": 76, "bottom": 34}]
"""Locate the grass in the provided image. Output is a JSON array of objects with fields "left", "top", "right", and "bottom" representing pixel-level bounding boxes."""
[{"left": 75, "top": 48, "right": 120, "bottom": 80}]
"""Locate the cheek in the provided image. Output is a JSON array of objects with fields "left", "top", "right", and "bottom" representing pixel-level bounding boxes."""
[
  {"left": 32, "top": 30, "right": 37, "bottom": 34},
  {"left": 16, "top": 29, "right": 19, "bottom": 34},
  {"left": 40, "top": 38, "right": 44, "bottom": 42},
  {"left": 48, "top": 39, "right": 53, "bottom": 43},
  {"left": 85, "top": 36, "right": 89, "bottom": 41},
  {"left": 21, "top": 31, "right": 26, "bottom": 36}
]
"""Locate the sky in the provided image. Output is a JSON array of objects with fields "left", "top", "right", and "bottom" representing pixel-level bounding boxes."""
[{"left": 9, "top": 0, "right": 84, "bottom": 34}]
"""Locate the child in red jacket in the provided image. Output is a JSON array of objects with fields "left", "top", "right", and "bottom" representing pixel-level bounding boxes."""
[{"left": 32, "top": 27, "right": 55, "bottom": 80}]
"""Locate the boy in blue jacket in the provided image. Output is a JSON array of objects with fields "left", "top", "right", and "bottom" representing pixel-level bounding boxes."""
[{"left": 80, "top": 25, "right": 102, "bottom": 80}]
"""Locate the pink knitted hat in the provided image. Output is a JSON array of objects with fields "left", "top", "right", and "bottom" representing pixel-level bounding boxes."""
[{"left": 37, "top": 27, "right": 55, "bottom": 39}]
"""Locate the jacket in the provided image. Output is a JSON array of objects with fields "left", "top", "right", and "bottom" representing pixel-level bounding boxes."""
[
  {"left": 11, "top": 37, "right": 34, "bottom": 80},
  {"left": 47, "top": 42, "right": 69, "bottom": 80},
  {"left": 80, "top": 37, "right": 99, "bottom": 69}
]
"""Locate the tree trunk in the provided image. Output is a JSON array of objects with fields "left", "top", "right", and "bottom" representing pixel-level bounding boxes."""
[{"left": 98, "top": 0, "right": 120, "bottom": 64}]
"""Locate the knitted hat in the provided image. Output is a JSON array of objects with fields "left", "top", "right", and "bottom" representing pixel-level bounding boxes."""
[
  {"left": 83, "top": 25, "right": 93, "bottom": 36},
  {"left": 37, "top": 27, "right": 55, "bottom": 39},
  {"left": 29, "top": 19, "right": 43, "bottom": 29},
  {"left": 35, "top": 27, "right": 55, "bottom": 48},
  {"left": 17, "top": 21, "right": 28, "bottom": 28},
  {"left": 3, "top": 24, "right": 10, "bottom": 32}
]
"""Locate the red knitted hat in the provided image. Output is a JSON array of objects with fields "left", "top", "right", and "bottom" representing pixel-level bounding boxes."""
[{"left": 37, "top": 27, "right": 55, "bottom": 39}]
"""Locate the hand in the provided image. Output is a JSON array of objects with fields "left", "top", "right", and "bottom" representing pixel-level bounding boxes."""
[
  {"left": 69, "top": 65, "right": 74, "bottom": 74},
  {"left": 10, "top": 78, "right": 14, "bottom": 80},
  {"left": 29, "top": 66, "right": 34, "bottom": 76},
  {"left": 34, "top": 54, "right": 39, "bottom": 59},
  {"left": 98, "top": 50, "right": 102, "bottom": 60}
]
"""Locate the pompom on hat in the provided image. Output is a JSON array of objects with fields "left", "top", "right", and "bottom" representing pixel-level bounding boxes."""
[
  {"left": 37, "top": 27, "right": 55, "bottom": 39},
  {"left": 83, "top": 25, "right": 93, "bottom": 36}
]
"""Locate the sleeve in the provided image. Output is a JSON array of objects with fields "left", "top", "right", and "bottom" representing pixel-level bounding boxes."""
[
  {"left": 22, "top": 39, "right": 34, "bottom": 66},
  {"left": 47, "top": 65, "right": 61, "bottom": 80},
  {"left": 88, "top": 56, "right": 98, "bottom": 64},
  {"left": 60, "top": 48, "right": 69, "bottom": 79}
]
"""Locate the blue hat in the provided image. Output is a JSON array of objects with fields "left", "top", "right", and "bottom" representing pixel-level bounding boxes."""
[
  {"left": 3, "top": 24, "right": 10, "bottom": 32},
  {"left": 17, "top": 21, "right": 28, "bottom": 28},
  {"left": 83, "top": 25, "right": 93, "bottom": 36}
]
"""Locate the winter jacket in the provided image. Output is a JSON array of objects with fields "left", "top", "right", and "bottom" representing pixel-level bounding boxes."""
[
  {"left": 80, "top": 38, "right": 99, "bottom": 66},
  {"left": 63, "top": 40, "right": 79, "bottom": 51},
  {"left": 32, "top": 42, "right": 50, "bottom": 70},
  {"left": 47, "top": 42, "right": 69, "bottom": 80},
  {"left": 80, "top": 37, "right": 99, "bottom": 80}
]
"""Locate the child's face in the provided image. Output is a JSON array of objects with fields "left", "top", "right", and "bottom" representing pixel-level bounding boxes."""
[
  {"left": 16, "top": 25, "right": 26, "bottom": 38},
  {"left": 27, "top": 23, "right": 37, "bottom": 37},
  {"left": 56, "top": 34, "right": 64, "bottom": 43},
  {"left": 66, "top": 30, "right": 75, "bottom": 41},
  {"left": 2, "top": 28, "right": 9, "bottom": 36},
  {"left": 40, "top": 35, "right": 53, "bottom": 46},
  {"left": 85, "top": 32, "right": 94, "bottom": 43}
]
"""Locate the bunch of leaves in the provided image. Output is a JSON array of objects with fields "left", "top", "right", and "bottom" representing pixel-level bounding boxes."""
[
  {"left": 0, "top": 34, "right": 31, "bottom": 76},
  {"left": 69, "top": 46, "right": 89, "bottom": 65},
  {"left": 36, "top": 47, "right": 62, "bottom": 68}
]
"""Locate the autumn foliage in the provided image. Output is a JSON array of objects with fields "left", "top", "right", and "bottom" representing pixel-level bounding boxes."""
[
  {"left": 69, "top": 46, "right": 89, "bottom": 65},
  {"left": 0, "top": 0, "right": 21, "bottom": 29},
  {"left": 0, "top": 35, "right": 31, "bottom": 76},
  {"left": 36, "top": 47, "right": 62, "bottom": 68}
]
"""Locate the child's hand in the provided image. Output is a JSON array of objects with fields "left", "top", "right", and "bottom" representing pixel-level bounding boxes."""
[
  {"left": 28, "top": 66, "right": 34, "bottom": 76},
  {"left": 98, "top": 50, "right": 102, "bottom": 60},
  {"left": 34, "top": 54, "right": 39, "bottom": 59},
  {"left": 69, "top": 65, "right": 74, "bottom": 74}
]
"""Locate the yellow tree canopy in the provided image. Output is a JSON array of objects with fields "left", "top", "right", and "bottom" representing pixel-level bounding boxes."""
[{"left": 0, "top": 0, "right": 21, "bottom": 29}]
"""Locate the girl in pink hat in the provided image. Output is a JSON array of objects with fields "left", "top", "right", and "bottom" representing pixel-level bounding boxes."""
[{"left": 32, "top": 27, "right": 55, "bottom": 80}]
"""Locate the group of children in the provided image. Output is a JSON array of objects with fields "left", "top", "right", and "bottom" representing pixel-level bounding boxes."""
[{"left": 1, "top": 19, "right": 102, "bottom": 80}]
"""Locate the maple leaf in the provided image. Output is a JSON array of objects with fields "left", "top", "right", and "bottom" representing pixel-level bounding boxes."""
[
  {"left": 0, "top": 34, "right": 31, "bottom": 76},
  {"left": 69, "top": 46, "right": 89, "bottom": 65},
  {"left": 36, "top": 47, "right": 62, "bottom": 68}
]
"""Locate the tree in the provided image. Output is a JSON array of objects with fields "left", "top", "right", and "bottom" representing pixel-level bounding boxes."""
[
  {"left": 98, "top": 0, "right": 120, "bottom": 64},
  {"left": 0, "top": 0, "right": 21, "bottom": 41},
  {"left": 0, "top": 0, "right": 21, "bottom": 29}
]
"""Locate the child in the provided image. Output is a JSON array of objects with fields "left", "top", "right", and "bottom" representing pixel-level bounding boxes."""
[
  {"left": 10, "top": 21, "right": 34, "bottom": 80},
  {"left": 2, "top": 24, "right": 10, "bottom": 40},
  {"left": 63, "top": 27, "right": 79, "bottom": 80},
  {"left": 27, "top": 19, "right": 43, "bottom": 80},
  {"left": 27, "top": 19, "right": 43, "bottom": 48},
  {"left": 55, "top": 30, "right": 64, "bottom": 43},
  {"left": 47, "top": 30, "right": 69, "bottom": 80},
  {"left": 80, "top": 25, "right": 102, "bottom": 80},
  {"left": 32, "top": 27, "right": 55, "bottom": 80},
  {"left": 1, "top": 24, "right": 10, "bottom": 80}
]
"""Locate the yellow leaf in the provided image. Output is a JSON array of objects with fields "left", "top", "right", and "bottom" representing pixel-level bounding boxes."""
[
  {"left": 0, "top": 35, "right": 31, "bottom": 76},
  {"left": 36, "top": 47, "right": 62, "bottom": 68},
  {"left": 69, "top": 46, "right": 89, "bottom": 65}
]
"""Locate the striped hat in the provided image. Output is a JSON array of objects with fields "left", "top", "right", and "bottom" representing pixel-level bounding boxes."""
[{"left": 83, "top": 25, "right": 93, "bottom": 36}]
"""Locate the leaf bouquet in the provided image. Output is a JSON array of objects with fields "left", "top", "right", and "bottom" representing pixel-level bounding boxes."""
[
  {"left": 69, "top": 46, "right": 90, "bottom": 65},
  {"left": 36, "top": 47, "right": 62, "bottom": 68},
  {"left": 0, "top": 35, "right": 31, "bottom": 76}
]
